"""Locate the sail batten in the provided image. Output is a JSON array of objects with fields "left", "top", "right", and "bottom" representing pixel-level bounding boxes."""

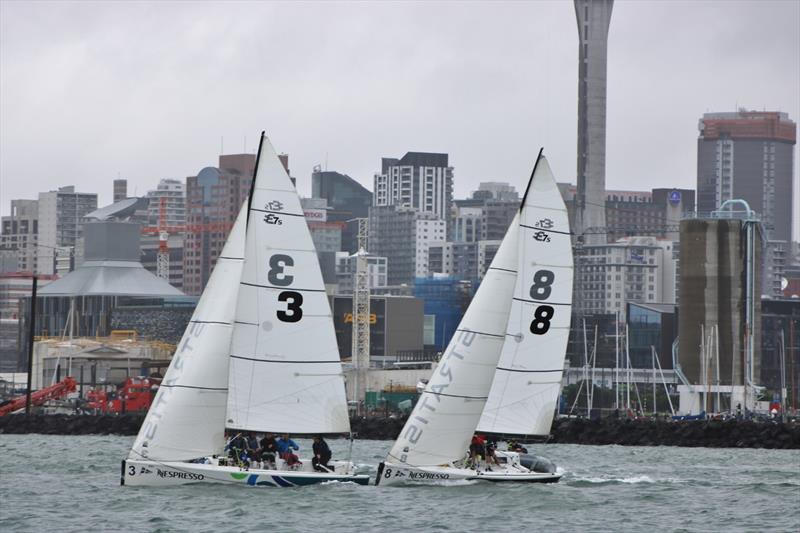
[{"left": 478, "top": 155, "right": 574, "bottom": 437}]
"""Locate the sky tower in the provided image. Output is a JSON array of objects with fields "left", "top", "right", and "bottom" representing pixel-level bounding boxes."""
[{"left": 574, "top": 0, "right": 613, "bottom": 244}]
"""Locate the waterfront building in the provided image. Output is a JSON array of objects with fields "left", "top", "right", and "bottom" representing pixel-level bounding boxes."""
[
  {"left": 0, "top": 199, "right": 39, "bottom": 273},
  {"left": 427, "top": 240, "right": 501, "bottom": 281},
  {"left": 36, "top": 186, "right": 97, "bottom": 276},
  {"left": 574, "top": 0, "right": 613, "bottom": 243},
  {"left": 373, "top": 152, "right": 453, "bottom": 234}
]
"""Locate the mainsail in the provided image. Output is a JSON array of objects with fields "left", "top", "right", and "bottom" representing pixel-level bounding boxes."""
[
  {"left": 129, "top": 203, "right": 247, "bottom": 461},
  {"left": 477, "top": 154, "right": 573, "bottom": 436},
  {"left": 385, "top": 217, "right": 520, "bottom": 467},
  {"left": 226, "top": 133, "right": 350, "bottom": 434}
]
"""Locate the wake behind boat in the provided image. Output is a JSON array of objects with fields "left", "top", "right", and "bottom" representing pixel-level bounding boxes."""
[
  {"left": 376, "top": 151, "right": 570, "bottom": 486},
  {"left": 122, "top": 133, "right": 368, "bottom": 487}
]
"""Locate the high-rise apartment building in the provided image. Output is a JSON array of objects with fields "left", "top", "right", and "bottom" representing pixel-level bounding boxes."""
[
  {"left": 335, "top": 252, "right": 388, "bottom": 294},
  {"left": 113, "top": 179, "right": 128, "bottom": 203},
  {"left": 373, "top": 152, "right": 453, "bottom": 233},
  {"left": 311, "top": 169, "right": 372, "bottom": 253},
  {"left": 183, "top": 154, "right": 255, "bottom": 295},
  {"left": 697, "top": 110, "right": 796, "bottom": 242},
  {"left": 146, "top": 178, "right": 186, "bottom": 227},
  {"left": 0, "top": 199, "right": 38, "bottom": 273},
  {"left": 574, "top": 0, "right": 613, "bottom": 243},
  {"left": 369, "top": 205, "right": 446, "bottom": 286},
  {"left": 36, "top": 186, "right": 97, "bottom": 275}
]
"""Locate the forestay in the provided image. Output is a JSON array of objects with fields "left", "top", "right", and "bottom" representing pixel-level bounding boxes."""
[
  {"left": 478, "top": 155, "right": 573, "bottom": 436},
  {"left": 129, "top": 203, "right": 247, "bottom": 461},
  {"left": 226, "top": 134, "right": 350, "bottom": 434},
  {"left": 386, "top": 216, "right": 520, "bottom": 467}
]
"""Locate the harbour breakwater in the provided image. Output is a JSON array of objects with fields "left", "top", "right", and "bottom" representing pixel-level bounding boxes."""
[{"left": 1, "top": 414, "right": 798, "bottom": 449}]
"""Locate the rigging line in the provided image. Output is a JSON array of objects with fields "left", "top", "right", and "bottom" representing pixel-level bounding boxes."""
[
  {"left": 189, "top": 320, "right": 230, "bottom": 326},
  {"left": 217, "top": 256, "right": 244, "bottom": 260}
]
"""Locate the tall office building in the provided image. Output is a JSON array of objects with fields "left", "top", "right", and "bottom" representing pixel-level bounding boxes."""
[
  {"left": 183, "top": 154, "right": 255, "bottom": 295},
  {"left": 0, "top": 199, "right": 39, "bottom": 273},
  {"left": 374, "top": 152, "right": 453, "bottom": 233},
  {"left": 113, "top": 179, "right": 128, "bottom": 203},
  {"left": 696, "top": 110, "right": 796, "bottom": 242},
  {"left": 36, "top": 186, "right": 98, "bottom": 275},
  {"left": 574, "top": 0, "right": 613, "bottom": 244}
]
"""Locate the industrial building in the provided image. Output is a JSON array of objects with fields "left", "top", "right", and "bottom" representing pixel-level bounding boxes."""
[{"left": 677, "top": 205, "right": 763, "bottom": 414}]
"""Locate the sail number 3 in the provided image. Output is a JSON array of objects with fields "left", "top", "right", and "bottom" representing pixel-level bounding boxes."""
[
  {"left": 529, "top": 269, "right": 555, "bottom": 335},
  {"left": 269, "top": 254, "right": 304, "bottom": 323}
]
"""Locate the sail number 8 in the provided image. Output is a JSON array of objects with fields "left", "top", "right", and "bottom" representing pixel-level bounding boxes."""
[
  {"left": 269, "top": 254, "right": 304, "bottom": 323},
  {"left": 529, "top": 269, "right": 554, "bottom": 335}
]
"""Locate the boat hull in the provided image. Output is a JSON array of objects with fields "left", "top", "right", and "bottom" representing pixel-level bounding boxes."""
[
  {"left": 375, "top": 461, "right": 562, "bottom": 486},
  {"left": 122, "top": 459, "right": 370, "bottom": 487}
]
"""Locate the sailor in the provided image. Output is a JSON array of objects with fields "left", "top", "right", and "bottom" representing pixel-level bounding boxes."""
[
  {"left": 226, "top": 432, "right": 249, "bottom": 466},
  {"left": 260, "top": 432, "right": 278, "bottom": 467},
  {"left": 246, "top": 432, "right": 261, "bottom": 462},
  {"left": 312, "top": 435, "right": 332, "bottom": 472},
  {"left": 485, "top": 437, "right": 499, "bottom": 470},
  {"left": 276, "top": 433, "right": 300, "bottom": 467},
  {"left": 469, "top": 434, "right": 486, "bottom": 466}
]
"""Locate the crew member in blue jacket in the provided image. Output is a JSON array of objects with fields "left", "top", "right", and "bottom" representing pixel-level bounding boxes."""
[{"left": 276, "top": 433, "right": 300, "bottom": 466}]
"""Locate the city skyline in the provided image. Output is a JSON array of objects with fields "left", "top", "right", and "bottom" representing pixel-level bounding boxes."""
[{"left": 1, "top": 1, "right": 798, "bottom": 238}]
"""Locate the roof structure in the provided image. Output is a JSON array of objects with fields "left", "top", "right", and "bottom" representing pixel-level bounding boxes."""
[{"left": 38, "top": 260, "right": 183, "bottom": 297}]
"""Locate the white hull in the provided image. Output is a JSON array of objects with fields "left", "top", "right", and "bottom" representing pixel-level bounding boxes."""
[
  {"left": 376, "top": 450, "right": 562, "bottom": 486},
  {"left": 123, "top": 458, "right": 370, "bottom": 487}
]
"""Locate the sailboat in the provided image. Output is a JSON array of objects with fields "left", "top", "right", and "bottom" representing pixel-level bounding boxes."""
[
  {"left": 122, "top": 133, "right": 369, "bottom": 487},
  {"left": 376, "top": 151, "right": 569, "bottom": 485}
]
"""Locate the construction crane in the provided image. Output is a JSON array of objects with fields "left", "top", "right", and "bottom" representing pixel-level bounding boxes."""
[
  {"left": 0, "top": 376, "right": 77, "bottom": 416},
  {"left": 351, "top": 218, "right": 370, "bottom": 415},
  {"left": 141, "top": 198, "right": 235, "bottom": 281}
]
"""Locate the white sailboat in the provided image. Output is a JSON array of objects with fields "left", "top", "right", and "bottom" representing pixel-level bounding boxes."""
[
  {"left": 123, "top": 133, "right": 369, "bottom": 487},
  {"left": 376, "top": 151, "right": 567, "bottom": 485}
]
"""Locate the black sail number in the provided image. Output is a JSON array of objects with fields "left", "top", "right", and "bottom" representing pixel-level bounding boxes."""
[
  {"left": 529, "top": 269, "right": 554, "bottom": 300},
  {"left": 268, "top": 254, "right": 294, "bottom": 286},
  {"left": 530, "top": 305, "right": 554, "bottom": 335},
  {"left": 529, "top": 269, "right": 555, "bottom": 335},
  {"left": 277, "top": 291, "right": 303, "bottom": 323}
]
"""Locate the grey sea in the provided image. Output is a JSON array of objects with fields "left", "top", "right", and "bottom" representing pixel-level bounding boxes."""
[{"left": 0, "top": 434, "right": 798, "bottom": 532}]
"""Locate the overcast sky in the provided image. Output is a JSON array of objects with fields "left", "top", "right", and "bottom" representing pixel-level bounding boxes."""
[{"left": 1, "top": 0, "right": 798, "bottom": 238}]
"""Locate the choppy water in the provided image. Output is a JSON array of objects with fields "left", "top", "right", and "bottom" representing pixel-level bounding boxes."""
[{"left": 1, "top": 435, "right": 798, "bottom": 532}]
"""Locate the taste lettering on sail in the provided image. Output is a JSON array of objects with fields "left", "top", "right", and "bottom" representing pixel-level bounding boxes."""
[
  {"left": 397, "top": 329, "right": 477, "bottom": 462},
  {"left": 138, "top": 321, "right": 205, "bottom": 452}
]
